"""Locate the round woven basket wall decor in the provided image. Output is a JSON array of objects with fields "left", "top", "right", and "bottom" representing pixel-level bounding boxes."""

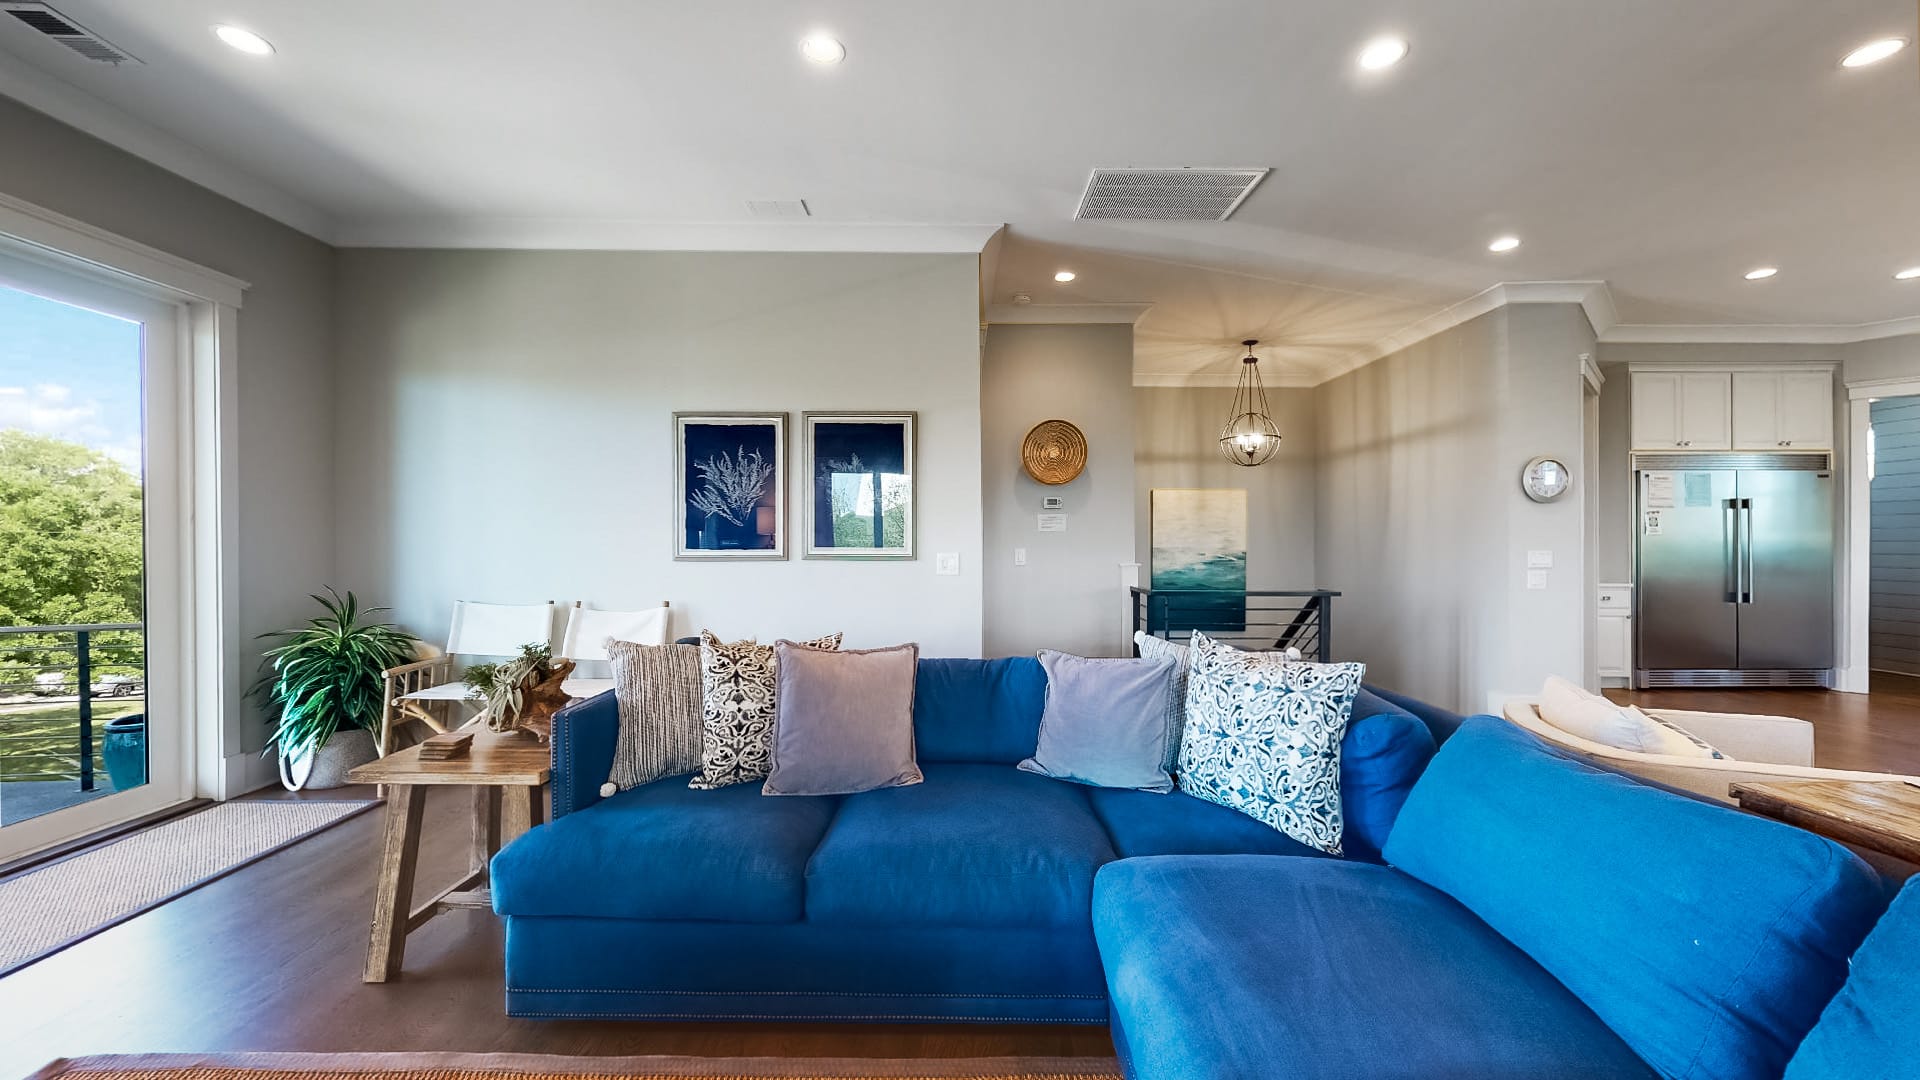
[{"left": 1021, "top": 419, "right": 1089, "bottom": 485}]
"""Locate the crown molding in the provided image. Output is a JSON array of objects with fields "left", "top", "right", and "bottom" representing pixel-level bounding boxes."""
[
  {"left": 1133, "top": 370, "right": 1318, "bottom": 389},
  {"left": 0, "top": 63, "right": 336, "bottom": 242},
  {"left": 986, "top": 302, "right": 1153, "bottom": 325},
  {"left": 333, "top": 218, "right": 1004, "bottom": 253},
  {"left": 1304, "top": 281, "right": 1615, "bottom": 386},
  {"left": 1600, "top": 315, "right": 1920, "bottom": 345}
]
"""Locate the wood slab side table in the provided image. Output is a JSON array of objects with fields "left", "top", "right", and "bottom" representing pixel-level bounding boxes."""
[
  {"left": 1730, "top": 779, "right": 1920, "bottom": 866},
  {"left": 347, "top": 729, "right": 550, "bottom": 982}
]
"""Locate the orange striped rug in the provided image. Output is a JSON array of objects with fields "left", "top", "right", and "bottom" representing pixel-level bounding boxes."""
[{"left": 29, "top": 1054, "right": 1123, "bottom": 1080}]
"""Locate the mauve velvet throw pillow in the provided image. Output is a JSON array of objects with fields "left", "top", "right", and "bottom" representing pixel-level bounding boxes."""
[
  {"left": 763, "top": 640, "right": 924, "bottom": 796},
  {"left": 1019, "top": 650, "right": 1178, "bottom": 792}
]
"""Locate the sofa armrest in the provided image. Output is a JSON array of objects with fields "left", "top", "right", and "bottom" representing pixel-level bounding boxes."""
[
  {"left": 550, "top": 689, "right": 619, "bottom": 819},
  {"left": 1643, "top": 709, "right": 1815, "bottom": 767}
]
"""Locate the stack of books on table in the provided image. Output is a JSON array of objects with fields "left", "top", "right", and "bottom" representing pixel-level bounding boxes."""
[{"left": 418, "top": 731, "right": 473, "bottom": 761}]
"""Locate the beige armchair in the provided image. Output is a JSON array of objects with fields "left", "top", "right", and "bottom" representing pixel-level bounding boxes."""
[{"left": 1503, "top": 700, "right": 1920, "bottom": 805}]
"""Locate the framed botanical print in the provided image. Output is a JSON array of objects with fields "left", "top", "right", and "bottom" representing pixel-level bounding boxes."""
[
  {"left": 674, "top": 412, "right": 786, "bottom": 560},
  {"left": 802, "top": 412, "right": 916, "bottom": 559}
]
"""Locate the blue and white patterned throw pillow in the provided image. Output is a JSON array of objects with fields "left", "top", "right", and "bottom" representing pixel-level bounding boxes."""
[{"left": 1177, "top": 631, "right": 1365, "bottom": 854}]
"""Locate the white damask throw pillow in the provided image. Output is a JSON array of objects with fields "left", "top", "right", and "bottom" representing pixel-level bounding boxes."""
[
  {"left": 689, "top": 630, "right": 843, "bottom": 790},
  {"left": 1176, "top": 631, "right": 1365, "bottom": 854}
]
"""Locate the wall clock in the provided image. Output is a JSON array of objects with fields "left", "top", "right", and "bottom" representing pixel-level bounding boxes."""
[{"left": 1521, "top": 456, "right": 1572, "bottom": 503}]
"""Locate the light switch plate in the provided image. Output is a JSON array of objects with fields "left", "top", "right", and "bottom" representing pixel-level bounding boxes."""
[
  {"left": 935, "top": 552, "right": 961, "bottom": 576},
  {"left": 1014, "top": 548, "right": 1027, "bottom": 566},
  {"left": 1527, "top": 550, "right": 1554, "bottom": 568},
  {"left": 1526, "top": 569, "right": 1549, "bottom": 590}
]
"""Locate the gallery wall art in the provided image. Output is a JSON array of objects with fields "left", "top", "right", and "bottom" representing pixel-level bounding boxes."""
[
  {"left": 675, "top": 413, "right": 785, "bottom": 560},
  {"left": 802, "top": 412, "right": 916, "bottom": 559}
]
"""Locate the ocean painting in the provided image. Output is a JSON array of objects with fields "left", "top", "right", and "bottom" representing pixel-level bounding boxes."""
[{"left": 1150, "top": 489, "right": 1248, "bottom": 632}]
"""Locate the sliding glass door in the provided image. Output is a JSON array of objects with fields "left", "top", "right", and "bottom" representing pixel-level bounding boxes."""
[{"left": 0, "top": 254, "right": 188, "bottom": 860}]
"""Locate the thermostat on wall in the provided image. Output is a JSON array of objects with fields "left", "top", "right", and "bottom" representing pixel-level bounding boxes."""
[{"left": 1041, "top": 495, "right": 1065, "bottom": 510}]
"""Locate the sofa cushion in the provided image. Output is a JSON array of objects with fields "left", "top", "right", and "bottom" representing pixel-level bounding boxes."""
[
  {"left": 764, "top": 640, "right": 923, "bottom": 796},
  {"left": 1385, "top": 718, "right": 1886, "bottom": 1080},
  {"left": 805, "top": 763, "right": 1115, "bottom": 927},
  {"left": 1094, "top": 856, "right": 1654, "bottom": 1080},
  {"left": 1019, "top": 650, "right": 1178, "bottom": 793},
  {"left": 1785, "top": 877, "right": 1920, "bottom": 1080},
  {"left": 912, "top": 657, "right": 1047, "bottom": 764},
  {"left": 491, "top": 775, "right": 837, "bottom": 923},
  {"left": 1086, "top": 787, "right": 1327, "bottom": 859},
  {"left": 1341, "top": 688, "right": 1437, "bottom": 861}
]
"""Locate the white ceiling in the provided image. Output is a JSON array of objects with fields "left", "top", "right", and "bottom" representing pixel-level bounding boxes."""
[{"left": 1, "top": 0, "right": 1916, "bottom": 383}]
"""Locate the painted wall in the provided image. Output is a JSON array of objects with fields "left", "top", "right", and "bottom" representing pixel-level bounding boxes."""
[
  {"left": 1869, "top": 396, "right": 1920, "bottom": 675},
  {"left": 332, "top": 249, "right": 985, "bottom": 657},
  {"left": 980, "top": 324, "right": 1136, "bottom": 658},
  {"left": 1315, "top": 305, "right": 1591, "bottom": 713},
  {"left": 0, "top": 95, "right": 335, "bottom": 769},
  {"left": 1133, "top": 387, "right": 1319, "bottom": 597},
  {"left": 1842, "top": 334, "right": 1920, "bottom": 386}
]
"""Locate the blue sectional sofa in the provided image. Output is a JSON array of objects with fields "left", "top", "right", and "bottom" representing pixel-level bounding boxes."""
[
  {"left": 491, "top": 657, "right": 1898, "bottom": 1078},
  {"left": 490, "top": 657, "right": 1438, "bottom": 1022}
]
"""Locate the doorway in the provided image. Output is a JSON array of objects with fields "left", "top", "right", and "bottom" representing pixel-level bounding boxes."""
[{"left": 0, "top": 255, "right": 189, "bottom": 860}]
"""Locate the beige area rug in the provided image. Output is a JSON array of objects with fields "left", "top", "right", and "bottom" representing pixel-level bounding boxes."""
[
  {"left": 0, "top": 799, "right": 376, "bottom": 975},
  {"left": 28, "top": 1054, "right": 1123, "bottom": 1080}
]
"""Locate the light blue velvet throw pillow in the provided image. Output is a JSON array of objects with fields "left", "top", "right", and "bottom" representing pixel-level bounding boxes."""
[
  {"left": 1019, "top": 650, "right": 1179, "bottom": 793},
  {"left": 1177, "top": 631, "right": 1364, "bottom": 854}
]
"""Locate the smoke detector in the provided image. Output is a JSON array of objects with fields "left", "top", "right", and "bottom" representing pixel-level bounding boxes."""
[
  {"left": 3, "top": 3, "right": 141, "bottom": 64},
  {"left": 1073, "top": 167, "right": 1269, "bottom": 221}
]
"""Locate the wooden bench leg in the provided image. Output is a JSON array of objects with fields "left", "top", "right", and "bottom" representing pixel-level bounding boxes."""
[
  {"left": 471, "top": 785, "right": 502, "bottom": 875},
  {"left": 500, "top": 783, "right": 544, "bottom": 846},
  {"left": 365, "top": 784, "right": 427, "bottom": 983}
]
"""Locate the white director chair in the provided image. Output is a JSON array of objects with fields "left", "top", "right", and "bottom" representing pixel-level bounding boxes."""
[
  {"left": 556, "top": 601, "right": 672, "bottom": 699},
  {"left": 378, "top": 600, "right": 560, "bottom": 758}
]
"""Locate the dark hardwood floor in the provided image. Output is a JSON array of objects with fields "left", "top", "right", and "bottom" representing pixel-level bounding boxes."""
[
  {"left": 1604, "top": 672, "right": 1920, "bottom": 775},
  {"left": 0, "top": 784, "right": 1113, "bottom": 1078}
]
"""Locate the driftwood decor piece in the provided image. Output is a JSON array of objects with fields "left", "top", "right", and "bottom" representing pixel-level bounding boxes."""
[
  {"left": 1021, "top": 419, "right": 1089, "bottom": 485},
  {"left": 466, "top": 645, "right": 574, "bottom": 743}
]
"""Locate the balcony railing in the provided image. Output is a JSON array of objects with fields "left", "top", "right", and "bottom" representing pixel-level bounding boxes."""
[
  {"left": 1131, "top": 588, "right": 1339, "bottom": 662},
  {"left": 0, "top": 622, "right": 144, "bottom": 794}
]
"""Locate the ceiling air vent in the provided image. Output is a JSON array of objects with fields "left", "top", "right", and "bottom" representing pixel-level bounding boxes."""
[
  {"left": 1073, "top": 167, "right": 1269, "bottom": 221},
  {"left": 3, "top": 3, "right": 140, "bottom": 64}
]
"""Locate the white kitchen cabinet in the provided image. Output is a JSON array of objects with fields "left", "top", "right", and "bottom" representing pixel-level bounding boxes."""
[
  {"left": 1597, "top": 584, "right": 1633, "bottom": 682},
  {"left": 1631, "top": 371, "right": 1731, "bottom": 449},
  {"left": 1731, "top": 370, "right": 1833, "bottom": 449}
]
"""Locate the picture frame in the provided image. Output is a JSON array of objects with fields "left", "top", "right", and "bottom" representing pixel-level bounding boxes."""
[
  {"left": 674, "top": 412, "right": 786, "bottom": 560},
  {"left": 802, "top": 412, "right": 917, "bottom": 559}
]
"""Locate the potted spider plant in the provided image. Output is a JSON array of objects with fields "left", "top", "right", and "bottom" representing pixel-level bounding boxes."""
[{"left": 255, "top": 588, "right": 420, "bottom": 790}]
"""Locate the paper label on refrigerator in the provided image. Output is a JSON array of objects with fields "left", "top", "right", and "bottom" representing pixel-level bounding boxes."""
[
  {"left": 1646, "top": 472, "right": 1677, "bottom": 509},
  {"left": 1682, "top": 473, "right": 1714, "bottom": 508},
  {"left": 1643, "top": 509, "right": 1664, "bottom": 536}
]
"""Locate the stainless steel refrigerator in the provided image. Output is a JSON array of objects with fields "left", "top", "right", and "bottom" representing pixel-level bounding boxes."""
[{"left": 1634, "top": 453, "right": 1834, "bottom": 688}]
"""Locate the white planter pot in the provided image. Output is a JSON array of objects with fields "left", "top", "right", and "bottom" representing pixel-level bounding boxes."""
[{"left": 280, "top": 727, "right": 379, "bottom": 791}]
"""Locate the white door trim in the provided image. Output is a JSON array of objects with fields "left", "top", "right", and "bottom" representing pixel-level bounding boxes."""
[
  {"left": 0, "top": 193, "right": 247, "bottom": 857},
  {"left": 1838, "top": 376, "right": 1920, "bottom": 694}
]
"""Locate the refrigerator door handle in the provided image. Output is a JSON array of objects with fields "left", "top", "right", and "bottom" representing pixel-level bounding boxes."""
[
  {"left": 1739, "top": 499, "right": 1755, "bottom": 605},
  {"left": 1724, "top": 499, "right": 1740, "bottom": 603}
]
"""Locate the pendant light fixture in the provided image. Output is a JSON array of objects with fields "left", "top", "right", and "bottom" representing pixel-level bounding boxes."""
[{"left": 1219, "top": 339, "right": 1282, "bottom": 466}]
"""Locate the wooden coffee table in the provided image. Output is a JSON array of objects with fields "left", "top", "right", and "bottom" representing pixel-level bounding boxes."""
[
  {"left": 1730, "top": 779, "right": 1920, "bottom": 865},
  {"left": 347, "top": 728, "right": 550, "bottom": 982}
]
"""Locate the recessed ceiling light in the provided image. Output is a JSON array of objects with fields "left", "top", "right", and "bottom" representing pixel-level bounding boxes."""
[
  {"left": 1841, "top": 37, "right": 1907, "bottom": 68},
  {"left": 1744, "top": 267, "right": 1779, "bottom": 281},
  {"left": 799, "top": 33, "right": 845, "bottom": 65},
  {"left": 1357, "top": 36, "right": 1410, "bottom": 71},
  {"left": 212, "top": 25, "right": 274, "bottom": 56},
  {"left": 1054, "top": 270, "right": 1076, "bottom": 283},
  {"left": 1896, "top": 267, "right": 1920, "bottom": 281},
  {"left": 1487, "top": 235, "right": 1521, "bottom": 253}
]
